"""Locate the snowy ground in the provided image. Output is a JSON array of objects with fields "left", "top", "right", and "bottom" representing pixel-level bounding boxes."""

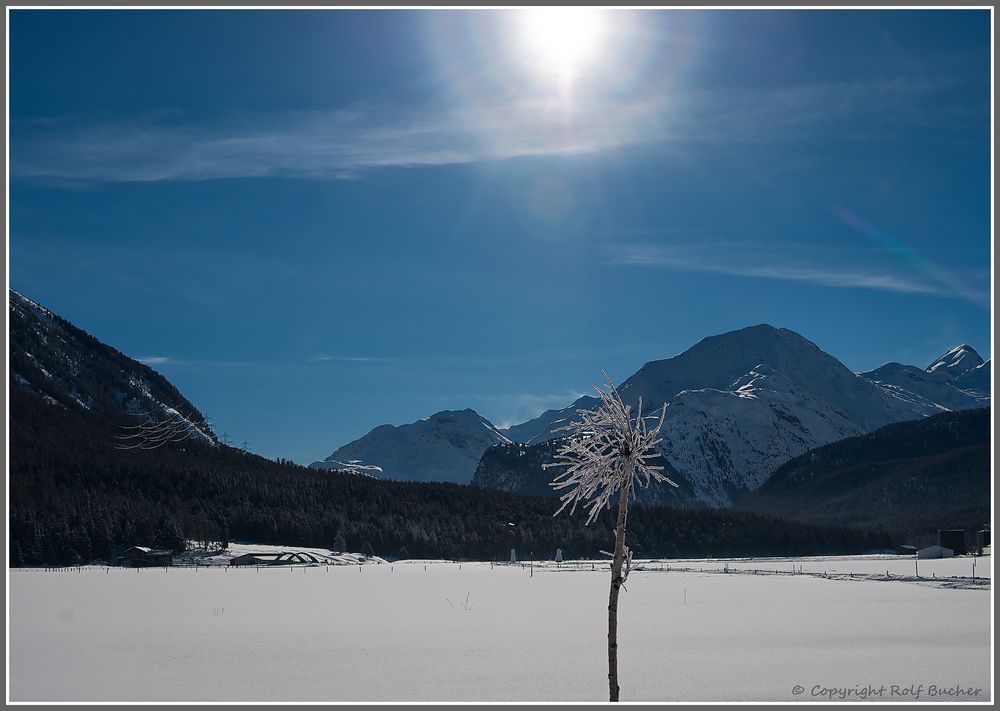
[
  {"left": 8, "top": 555, "right": 991, "bottom": 703},
  {"left": 623, "top": 552, "right": 992, "bottom": 587}
]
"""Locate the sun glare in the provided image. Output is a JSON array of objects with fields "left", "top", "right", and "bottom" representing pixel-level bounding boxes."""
[{"left": 520, "top": 8, "right": 605, "bottom": 85}]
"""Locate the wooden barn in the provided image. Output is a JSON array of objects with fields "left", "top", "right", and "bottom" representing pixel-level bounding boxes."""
[
  {"left": 917, "top": 545, "right": 954, "bottom": 560},
  {"left": 976, "top": 525, "right": 990, "bottom": 554},
  {"left": 123, "top": 546, "right": 174, "bottom": 567},
  {"left": 938, "top": 529, "right": 967, "bottom": 556}
]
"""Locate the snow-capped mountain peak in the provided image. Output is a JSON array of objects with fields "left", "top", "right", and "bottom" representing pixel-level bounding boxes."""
[
  {"left": 927, "top": 345, "right": 984, "bottom": 376},
  {"left": 310, "top": 408, "right": 510, "bottom": 483},
  {"left": 313, "top": 324, "right": 989, "bottom": 502},
  {"left": 482, "top": 325, "right": 990, "bottom": 507}
]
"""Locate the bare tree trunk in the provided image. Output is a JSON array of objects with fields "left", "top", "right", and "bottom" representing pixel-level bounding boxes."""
[{"left": 608, "top": 476, "right": 632, "bottom": 702}]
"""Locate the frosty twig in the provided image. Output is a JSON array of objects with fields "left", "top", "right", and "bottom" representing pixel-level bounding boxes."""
[{"left": 543, "top": 370, "right": 677, "bottom": 702}]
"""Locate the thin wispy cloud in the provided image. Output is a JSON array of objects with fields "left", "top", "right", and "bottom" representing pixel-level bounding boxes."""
[
  {"left": 308, "top": 354, "right": 399, "bottom": 363},
  {"left": 608, "top": 242, "right": 983, "bottom": 300},
  {"left": 310, "top": 352, "right": 595, "bottom": 370},
  {"left": 134, "top": 355, "right": 254, "bottom": 368},
  {"left": 11, "top": 99, "right": 661, "bottom": 183},
  {"left": 142, "top": 353, "right": 399, "bottom": 369},
  {"left": 10, "top": 77, "right": 970, "bottom": 183}
]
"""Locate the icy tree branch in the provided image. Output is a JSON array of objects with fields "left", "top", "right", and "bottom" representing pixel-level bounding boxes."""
[
  {"left": 114, "top": 410, "right": 209, "bottom": 450},
  {"left": 543, "top": 370, "right": 677, "bottom": 525}
]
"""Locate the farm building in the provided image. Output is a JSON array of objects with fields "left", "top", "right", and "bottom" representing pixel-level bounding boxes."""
[
  {"left": 123, "top": 546, "right": 173, "bottom": 567},
  {"left": 938, "top": 530, "right": 967, "bottom": 556},
  {"left": 916, "top": 545, "right": 954, "bottom": 560},
  {"left": 975, "top": 525, "right": 990, "bottom": 554}
]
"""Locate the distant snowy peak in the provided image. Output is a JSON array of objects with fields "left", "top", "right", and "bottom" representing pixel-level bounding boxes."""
[
  {"left": 859, "top": 362, "right": 983, "bottom": 414},
  {"left": 927, "top": 345, "right": 984, "bottom": 376},
  {"left": 310, "top": 408, "right": 510, "bottom": 484},
  {"left": 522, "top": 324, "right": 892, "bottom": 444},
  {"left": 617, "top": 324, "right": 867, "bottom": 411},
  {"left": 420, "top": 408, "right": 513, "bottom": 445},
  {"left": 311, "top": 459, "right": 383, "bottom": 478},
  {"left": 489, "top": 324, "right": 990, "bottom": 508}
]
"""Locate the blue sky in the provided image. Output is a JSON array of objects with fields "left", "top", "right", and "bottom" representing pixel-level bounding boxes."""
[{"left": 9, "top": 9, "right": 992, "bottom": 463}]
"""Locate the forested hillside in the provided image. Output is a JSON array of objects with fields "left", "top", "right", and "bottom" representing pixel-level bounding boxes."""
[
  {"left": 738, "top": 408, "right": 990, "bottom": 545},
  {"left": 9, "top": 387, "right": 891, "bottom": 565}
]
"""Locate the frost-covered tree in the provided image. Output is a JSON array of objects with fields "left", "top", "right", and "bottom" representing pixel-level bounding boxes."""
[
  {"left": 543, "top": 371, "right": 676, "bottom": 702},
  {"left": 114, "top": 409, "right": 209, "bottom": 450}
]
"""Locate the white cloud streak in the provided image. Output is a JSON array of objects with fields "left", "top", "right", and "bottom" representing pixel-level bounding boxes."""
[
  {"left": 12, "top": 98, "right": 663, "bottom": 183},
  {"left": 10, "top": 77, "right": 970, "bottom": 183},
  {"left": 608, "top": 242, "right": 972, "bottom": 298},
  {"left": 134, "top": 355, "right": 254, "bottom": 368},
  {"left": 307, "top": 354, "right": 399, "bottom": 363}
]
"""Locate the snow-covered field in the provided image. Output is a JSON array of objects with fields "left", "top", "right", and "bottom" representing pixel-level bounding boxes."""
[
  {"left": 627, "top": 553, "right": 992, "bottom": 582},
  {"left": 8, "top": 556, "right": 991, "bottom": 703}
]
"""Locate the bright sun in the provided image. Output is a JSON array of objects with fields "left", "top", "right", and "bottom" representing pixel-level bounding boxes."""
[{"left": 520, "top": 8, "right": 605, "bottom": 84}]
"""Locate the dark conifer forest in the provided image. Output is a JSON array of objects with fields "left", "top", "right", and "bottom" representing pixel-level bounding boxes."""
[
  {"left": 9, "top": 387, "right": 892, "bottom": 566},
  {"left": 737, "top": 407, "right": 990, "bottom": 546}
]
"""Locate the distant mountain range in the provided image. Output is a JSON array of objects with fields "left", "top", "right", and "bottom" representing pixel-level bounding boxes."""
[
  {"left": 10, "top": 285, "right": 989, "bottom": 524},
  {"left": 10, "top": 289, "right": 894, "bottom": 566},
  {"left": 321, "top": 324, "right": 989, "bottom": 506}
]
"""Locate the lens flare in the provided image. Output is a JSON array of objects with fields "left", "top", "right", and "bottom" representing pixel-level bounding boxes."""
[
  {"left": 519, "top": 8, "right": 606, "bottom": 88},
  {"left": 830, "top": 205, "right": 989, "bottom": 309}
]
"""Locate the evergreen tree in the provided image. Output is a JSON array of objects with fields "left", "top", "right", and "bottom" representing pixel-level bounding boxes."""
[
  {"left": 155, "top": 516, "right": 186, "bottom": 553},
  {"left": 218, "top": 515, "right": 230, "bottom": 550},
  {"left": 11, "top": 540, "right": 24, "bottom": 567}
]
